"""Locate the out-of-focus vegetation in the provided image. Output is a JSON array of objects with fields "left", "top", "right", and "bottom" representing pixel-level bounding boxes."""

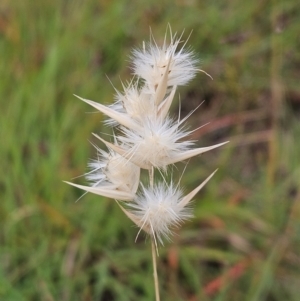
[{"left": 1, "top": 0, "right": 300, "bottom": 300}]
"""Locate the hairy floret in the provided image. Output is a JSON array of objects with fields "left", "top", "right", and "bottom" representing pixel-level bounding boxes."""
[
  {"left": 120, "top": 170, "right": 217, "bottom": 245},
  {"left": 87, "top": 149, "right": 140, "bottom": 194},
  {"left": 65, "top": 149, "right": 140, "bottom": 201},
  {"left": 117, "top": 117, "right": 194, "bottom": 169},
  {"left": 107, "top": 84, "right": 155, "bottom": 126},
  {"left": 128, "top": 183, "right": 192, "bottom": 244},
  {"left": 131, "top": 35, "right": 198, "bottom": 90}
]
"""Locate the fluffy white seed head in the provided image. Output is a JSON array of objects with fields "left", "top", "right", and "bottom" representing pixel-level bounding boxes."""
[
  {"left": 87, "top": 149, "right": 140, "bottom": 194},
  {"left": 107, "top": 84, "right": 156, "bottom": 126},
  {"left": 120, "top": 170, "right": 217, "bottom": 245},
  {"left": 117, "top": 117, "right": 194, "bottom": 169},
  {"left": 67, "top": 29, "right": 227, "bottom": 232},
  {"left": 127, "top": 183, "right": 193, "bottom": 244},
  {"left": 131, "top": 35, "right": 198, "bottom": 91}
]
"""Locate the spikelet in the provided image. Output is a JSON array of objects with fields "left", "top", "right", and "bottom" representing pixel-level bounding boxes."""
[
  {"left": 65, "top": 147, "right": 139, "bottom": 201},
  {"left": 119, "top": 170, "right": 217, "bottom": 246}
]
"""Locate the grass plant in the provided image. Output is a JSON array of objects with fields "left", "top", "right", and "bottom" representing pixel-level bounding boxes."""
[
  {"left": 66, "top": 29, "right": 228, "bottom": 300},
  {"left": 1, "top": 1, "right": 300, "bottom": 300}
]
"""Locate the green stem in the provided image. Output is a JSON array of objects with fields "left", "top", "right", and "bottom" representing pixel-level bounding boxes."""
[
  {"left": 149, "top": 166, "right": 160, "bottom": 301},
  {"left": 149, "top": 166, "right": 154, "bottom": 188},
  {"left": 151, "top": 238, "right": 160, "bottom": 301}
]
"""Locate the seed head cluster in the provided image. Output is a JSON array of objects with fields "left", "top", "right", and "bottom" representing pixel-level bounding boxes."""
[{"left": 66, "top": 29, "right": 228, "bottom": 246}]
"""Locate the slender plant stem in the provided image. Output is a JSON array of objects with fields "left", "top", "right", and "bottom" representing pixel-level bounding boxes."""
[
  {"left": 149, "top": 166, "right": 154, "bottom": 188},
  {"left": 149, "top": 166, "right": 160, "bottom": 301},
  {"left": 151, "top": 238, "right": 160, "bottom": 301}
]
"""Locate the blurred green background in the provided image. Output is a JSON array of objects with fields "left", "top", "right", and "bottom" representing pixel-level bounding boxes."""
[{"left": 1, "top": 0, "right": 300, "bottom": 300}]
